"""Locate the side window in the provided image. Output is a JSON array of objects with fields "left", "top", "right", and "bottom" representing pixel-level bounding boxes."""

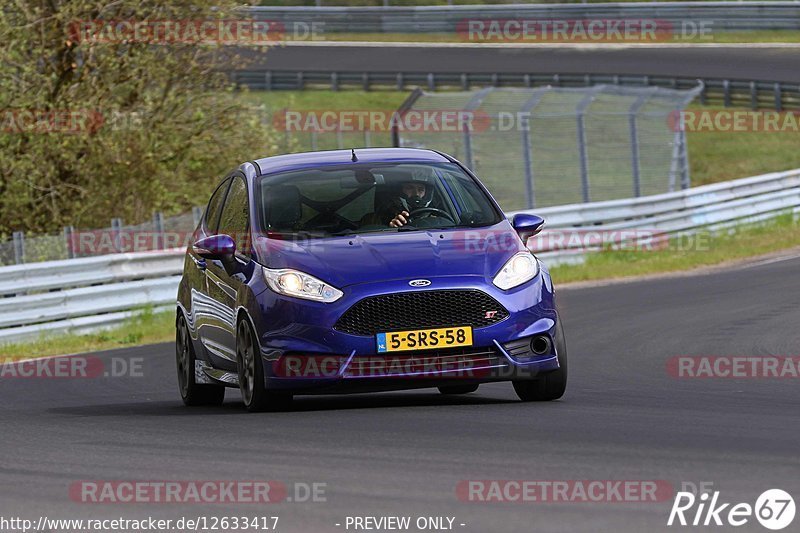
[
  {"left": 204, "top": 177, "right": 231, "bottom": 234},
  {"left": 217, "top": 176, "right": 250, "bottom": 252}
]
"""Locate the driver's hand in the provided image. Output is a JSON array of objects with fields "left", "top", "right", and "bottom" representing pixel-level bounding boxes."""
[{"left": 389, "top": 211, "right": 410, "bottom": 228}]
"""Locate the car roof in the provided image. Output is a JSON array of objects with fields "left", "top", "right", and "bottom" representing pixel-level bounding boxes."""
[{"left": 250, "top": 148, "right": 452, "bottom": 177}]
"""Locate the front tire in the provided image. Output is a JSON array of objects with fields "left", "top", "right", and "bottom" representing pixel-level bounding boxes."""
[
  {"left": 237, "top": 319, "right": 292, "bottom": 412},
  {"left": 513, "top": 317, "right": 568, "bottom": 402},
  {"left": 176, "top": 314, "right": 225, "bottom": 406}
]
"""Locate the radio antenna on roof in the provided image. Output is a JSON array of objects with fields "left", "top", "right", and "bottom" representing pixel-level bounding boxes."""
[{"left": 351, "top": 148, "right": 358, "bottom": 162}]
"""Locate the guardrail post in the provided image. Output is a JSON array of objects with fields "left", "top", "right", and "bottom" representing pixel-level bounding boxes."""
[
  {"left": 427, "top": 73, "right": 435, "bottom": 91},
  {"left": 774, "top": 83, "right": 783, "bottom": 112},
  {"left": 64, "top": 226, "right": 75, "bottom": 259},
  {"left": 111, "top": 218, "right": 123, "bottom": 253},
  {"left": 296, "top": 72, "right": 304, "bottom": 90},
  {"left": 750, "top": 81, "right": 758, "bottom": 110},
  {"left": 192, "top": 206, "right": 203, "bottom": 228},
  {"left": 362, "top": 73, "right": 370, "bottom": 91},
  {"left": 461, "top": 74, "right": 468, "bottom": 91},
  {"left": 153, "top": 212, "right": 165, "bottom": 251},
  {"left": 12, "top": 231, "right": 25, "bottom": 265},
  {"left": 264, "top": 71, "right": 272, "bottom": 91},
  {"left": 331, "top": 72, "right": 338, "bottom": 91},
  {"left": 396, "top": 73, "right": 404, "bottom": 91},
  {"left": 723, "top": 79, "right": 731, "bottom": 107}
]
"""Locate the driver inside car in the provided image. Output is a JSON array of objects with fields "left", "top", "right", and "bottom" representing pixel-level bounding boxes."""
[{"left": 379, "top": 172, "right": 438, "bottom": 228}]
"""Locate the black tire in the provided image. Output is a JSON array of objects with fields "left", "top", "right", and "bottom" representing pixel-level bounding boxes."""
[
  {"left": 512, "top": 317, "right": 568, "bottom": 402},
  {"left": 237, "top": 319, "right": 293, "bottom": 413},
  {"left": 438, "top": 384, "right": 479, "bottom": 395},
  {"left": 176, "top": 314, "right": 225, "bottom": 406}
]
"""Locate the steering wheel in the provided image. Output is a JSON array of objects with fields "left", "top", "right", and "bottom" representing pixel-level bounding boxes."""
[{"left": 407, "top": 207, "right": 455, "bottom": 224}]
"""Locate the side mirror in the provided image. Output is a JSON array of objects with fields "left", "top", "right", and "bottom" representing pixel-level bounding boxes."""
[
  {"left": 512, "top": 214, "right": 545, "bottom": 238},
  {"left": 192, "top": 234, "right": 236, "bottom": 259}
]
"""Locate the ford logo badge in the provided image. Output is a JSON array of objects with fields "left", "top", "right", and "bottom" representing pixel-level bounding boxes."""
[{"left": 409, "top": 279, "right": 431, "bottom": 287}]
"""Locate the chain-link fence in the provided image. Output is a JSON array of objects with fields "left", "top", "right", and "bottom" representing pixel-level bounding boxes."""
[
  {"left": 0, "top": 210, "right": 202, "bottom": 267},
  {"left": 394, "top": 85, "right": 701, "bottom": 211}
]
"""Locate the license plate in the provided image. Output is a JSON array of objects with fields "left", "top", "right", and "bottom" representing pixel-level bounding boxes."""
[{"left": 376, "top": 326, "right": 473, "bottom": 353}]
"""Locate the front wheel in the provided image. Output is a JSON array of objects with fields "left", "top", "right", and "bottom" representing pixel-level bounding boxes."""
[
  {"left": 237, "top": 319, "right": 293, "bottom": 412},
  {"left": 513, "top": 318, "right": 568, "bottom": 402},
  {"left": 176, "top": 314, "right": 225, "bottom": 406}
]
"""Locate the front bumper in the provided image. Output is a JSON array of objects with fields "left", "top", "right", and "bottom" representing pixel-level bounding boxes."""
[{"left": 252, "top": 272, "right": 560, "bottom": 392}]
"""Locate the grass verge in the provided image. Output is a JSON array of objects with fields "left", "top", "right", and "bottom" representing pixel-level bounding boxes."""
[
  {"left": 549, "top": 213, "right": 800, "bottom": 284},
  {"left": 0, "top": 308, "right": 174, "bottom": 362}
]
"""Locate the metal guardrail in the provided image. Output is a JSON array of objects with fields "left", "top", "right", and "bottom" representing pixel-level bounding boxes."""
[
  {"left": 246, "top": 2, "right": 800, "bottom": 32},
  {"left": 234, "top": 71, "right": 800, "bottom": 111},
  {"left": 0, "top": 251, "right": 184, "bottom": 344},
  {"left": 518, "top": 168, "right": 800, "bottom": 264},
  {"left": 0, "top": 168, "right": 798, "bottom": 345}
]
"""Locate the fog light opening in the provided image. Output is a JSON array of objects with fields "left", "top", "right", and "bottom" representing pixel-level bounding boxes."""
[{"left": 530, "top": 335, "right": 552, "bottom": 355}]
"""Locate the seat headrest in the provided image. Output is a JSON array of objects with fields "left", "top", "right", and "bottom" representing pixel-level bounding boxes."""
[{"left": 264, "top": 184, "right": 302, "bottom": 229}]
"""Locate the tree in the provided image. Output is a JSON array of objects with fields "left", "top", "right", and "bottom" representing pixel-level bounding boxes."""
[{"left": 0, "top": 1, "right": 277, "bottom": 236}]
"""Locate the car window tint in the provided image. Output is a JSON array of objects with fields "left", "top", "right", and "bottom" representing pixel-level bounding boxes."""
[
  {"left": 217, "top": 176, "right": 250, "bottom": 251},
  {"left": 204, "top": 177, "right": 231, "bottom": 234}
]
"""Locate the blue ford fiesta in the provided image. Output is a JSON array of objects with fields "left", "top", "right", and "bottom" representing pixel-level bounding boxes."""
[{"left": 176, "top": 148, "right": 567, "bottom": 411}]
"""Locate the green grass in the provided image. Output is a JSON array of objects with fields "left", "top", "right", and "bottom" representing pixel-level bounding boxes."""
[
  {"left": 0, "top": 308, "right": 174, "bottom": 361},
  {"left": 549, "top": 213, "right": 800, "bottom": 284}
]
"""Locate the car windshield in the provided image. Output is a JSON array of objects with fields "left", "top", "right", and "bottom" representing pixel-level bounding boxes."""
[{"left": 257, "top": 161, "right": 502, "bottom": 237}]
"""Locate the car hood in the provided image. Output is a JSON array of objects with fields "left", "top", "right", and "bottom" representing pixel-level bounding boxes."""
[{"left": 253, "top": 221, "right": 526, "bottom": 288}]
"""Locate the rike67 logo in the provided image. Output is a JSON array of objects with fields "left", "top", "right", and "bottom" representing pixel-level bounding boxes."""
[{"left": 668, "top": 488, "right": 795, "bottom": 530}]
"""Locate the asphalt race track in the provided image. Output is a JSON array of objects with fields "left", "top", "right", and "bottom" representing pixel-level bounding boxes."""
[
  {"left": 2, "top": 254, "right": 798, "bottom": 532},
  {"left": 259, "top": 43, "right": 800, "bottom": 83}
]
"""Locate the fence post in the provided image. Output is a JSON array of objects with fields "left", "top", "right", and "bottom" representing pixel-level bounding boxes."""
[
  {"left": 680, "top": 129, "right": 691, "bottom": 190},
  {"left": 153, "top": 211, "right": 165, "bottom": 251},
  {"left": 461, "top": 119, "right": 474, "bottom": 170},
  {"left": 64, "top": 226, "right": 75, "bottom": 259},
  {"left": 520, "top": 116, "right": 536, "bottom": 209},
  {"left": 111, "top": 218, "right": 123, "bottom": 253},
  {"left": 192, "top": 206, "right": 203, "bottom": 228},
  {"left": 12, "top": 231, "right": 25, "bottom": 265},
  {"left": 311, "top": 130, "right": 319, "bottom": 151},
  {"left": 628, "top": 90, "right": 654, "bottom": 198},
  {"left": 575, "top": 90, "right": 598, "bottom": 203},
  {"left": 336, "top": 129, "right": 343, "bottom": 149},
  {"left": 364, "top": 129, "right": 371, "bottom": 148}
]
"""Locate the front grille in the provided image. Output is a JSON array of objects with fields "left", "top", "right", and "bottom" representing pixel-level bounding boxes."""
[
  {"left": 343, "top": 347, "right": 507, "bottom": 378},
  {"left": 334, "top": 289, "right": 509, "bottom": 336}
]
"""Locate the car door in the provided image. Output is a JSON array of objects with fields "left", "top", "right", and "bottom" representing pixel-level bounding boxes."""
[
  {"left": 203, "top": 173, "right": 252, "bottom": 367},
  {"left": 192, "top": 176, "right": 231, "bottom": 361}
]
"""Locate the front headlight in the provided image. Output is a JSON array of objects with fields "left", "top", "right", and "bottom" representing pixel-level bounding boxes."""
[
  {"left": 262, "top": 267, "right": 343, "bottom": 303},
  {"left": 492, "top": 252, "right": 539, "bottom": 290}
]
